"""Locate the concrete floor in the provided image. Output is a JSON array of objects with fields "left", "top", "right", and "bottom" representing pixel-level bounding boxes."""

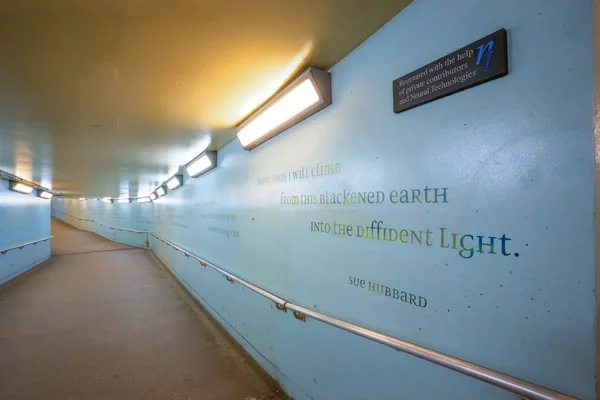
[
  {"left": 0, "top": 218, "right": 283, "bottom": 400},
  {"left": 50, "top": 218, "right": 133, "bottom": 255}
]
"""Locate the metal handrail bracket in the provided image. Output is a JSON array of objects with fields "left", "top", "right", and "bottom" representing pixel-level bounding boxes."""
[{"left": 49, "top": 208, "right": 579, "bottom": 400}]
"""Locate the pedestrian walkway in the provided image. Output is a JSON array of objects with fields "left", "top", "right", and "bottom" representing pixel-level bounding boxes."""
[
  {"left": 50, "top": 218, "right": 133, "bottom": 255},
  {"left": 0, "top": 218, "right": 282, "bottom": 400}
]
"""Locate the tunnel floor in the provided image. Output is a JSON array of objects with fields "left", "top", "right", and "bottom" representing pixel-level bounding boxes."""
[
  {"left": 50, "top": 218, "right": 133, "bottom": 256},
  {"left": 0, "top": 218, "right": 282, "bottom": 400}
]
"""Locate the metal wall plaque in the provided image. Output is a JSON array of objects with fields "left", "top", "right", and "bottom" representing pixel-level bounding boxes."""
[{"left": 393, "top": 29, "right": 508, "bottom": 114}]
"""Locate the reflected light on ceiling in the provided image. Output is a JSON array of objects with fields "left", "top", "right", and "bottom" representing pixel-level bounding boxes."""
[
  {"left": 161, "top": 135, "right": 212, "bottom": 188},
  {"left": 181, "top": 135, "right": 211, "bottom": 167},
  {"left": 13, "top": 140, "right": 33, "bottom": 182},
  {"left": 39, "top": 170, "right": 53, "bottom": 189},
  {"left": 227, "top": 41, "right": 313, "bottom": 126},
  {"left": 119, "top": 179, "right": 130, "bottom": 198}
]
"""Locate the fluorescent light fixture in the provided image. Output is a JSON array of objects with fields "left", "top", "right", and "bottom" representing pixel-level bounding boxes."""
[
  {"left": 156, "top": 186, "right": 166, "bottom": 197},
  {"left": 79, "top": 197, "right": 86, "bottom": 200},
  {"left": 101, "top": 197, "right": 113, "bottom": 203},
  {"left": 9, "top": 181, "right": 34, "bottom": 194},
  {"left": 117, "top": 198, "right": 130, "bottom": 204},
  {"left": 149, "top": 193, "right": 157, "bottom": 200},
  {"left": 236, "top": 67, "right": 332, "bottom": 150},
  {"left": 186, "top": 151, "right": 217, "bottom": 178},
  {"left": 137, "top": 197, "right": 151, "bottom": 203},
  {"left": 38, "top": 191, "right": 53, "bottom": 199},
  {"left": 167, "top": 175, "right": 183, "bottom": 190}
]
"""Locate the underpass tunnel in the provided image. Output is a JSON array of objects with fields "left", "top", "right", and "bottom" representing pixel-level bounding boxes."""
[{"left": 0, "top": 1, "right": 598, "bottom": 400}]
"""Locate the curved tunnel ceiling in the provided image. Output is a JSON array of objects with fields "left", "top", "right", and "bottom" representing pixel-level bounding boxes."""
[{"left": 0, "top": 0, "right": 412, "bottom": 198}]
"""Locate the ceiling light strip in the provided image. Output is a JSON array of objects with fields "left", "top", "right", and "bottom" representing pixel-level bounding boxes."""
[
  {"left": 236, "top": 67, "right": 332, "bottom": 150},
  {"left": 9, "top": 181, "right": 34, "bottom": 194},
  {"left": 38, "top": 191, "right": 53, "bottom": 199},
  {"left": 167, "top": 175, "right": 183, "bottom": 190},
  {"left": 0, "top": 169, "right": 59, "bottom": 196},
  {"left": 186, "top": 151, "right": 217, "bottom": 178}
]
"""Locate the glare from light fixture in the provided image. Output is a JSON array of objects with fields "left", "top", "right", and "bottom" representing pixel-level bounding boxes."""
[
  {"left": 186, "top": 152, "right": 217, "bottom": 178},
  {"left": 38, "top": 191, "right": 53, "bottom": 199},
  {"left": 102, "top": 197, "right": 113, "bottom": 203},
  {"left": 156, "top": 187, "right": 166, "bottom": 197},
  {"left": 137, "top": 197, "right": 151, "bottom": 203},
  {"left": 9, "top": 182, "right": 34, "bottom": 194},
  {"left": 117, "top": 198, "right": 130, "bottom": 204},
  {"left": 236, "top": 68, "right": 332, "bottom": 150},
  {"left": 238, "top": 79, "right": 317, "bottom": 147},
  {"left": 167, "top": 175, "right": 182, "bottom": 190},
  {"left": 149, "top": 193, "right": 157, "bottom": 200}
]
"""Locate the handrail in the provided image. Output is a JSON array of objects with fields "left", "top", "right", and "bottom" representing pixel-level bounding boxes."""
[
  {"left": 50, "top": 208, "right": 578, "bottom": 400},
  {"left": 0, "top": 236, "right": 53, "bottom": 255},
  {"left": 151, "top": 232, "right": 287, "bottom": 307},
  {"left": 285, "top": 303, "right": 573, "bottom": 400},
  {"left": 52, "top": 209, "right": 147, "bottom": 234}
]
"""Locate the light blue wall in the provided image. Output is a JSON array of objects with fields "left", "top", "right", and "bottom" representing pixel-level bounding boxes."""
[
  {"left": 0, "top": 180, "right": 51, "bottom": 285},
  {"left": 153, "top": 1, "right": 594, "bottom": 398},
  {"left": 52, "top": 1, "right": 595, "bottom": 399},
  {"left": 52, "top": 198, "right": 153, "bottom": 248}
]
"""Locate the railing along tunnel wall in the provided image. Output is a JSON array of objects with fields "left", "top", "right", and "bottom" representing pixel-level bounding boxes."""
[
  {"left": 0, "top": 180, "right": 51, "bottom": 285},
  {"left": 52, "top": 0, "right": 595, "bottom": 399},
  {"left": 52, "top": 200, "right": 152, "bottom": 248}
]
